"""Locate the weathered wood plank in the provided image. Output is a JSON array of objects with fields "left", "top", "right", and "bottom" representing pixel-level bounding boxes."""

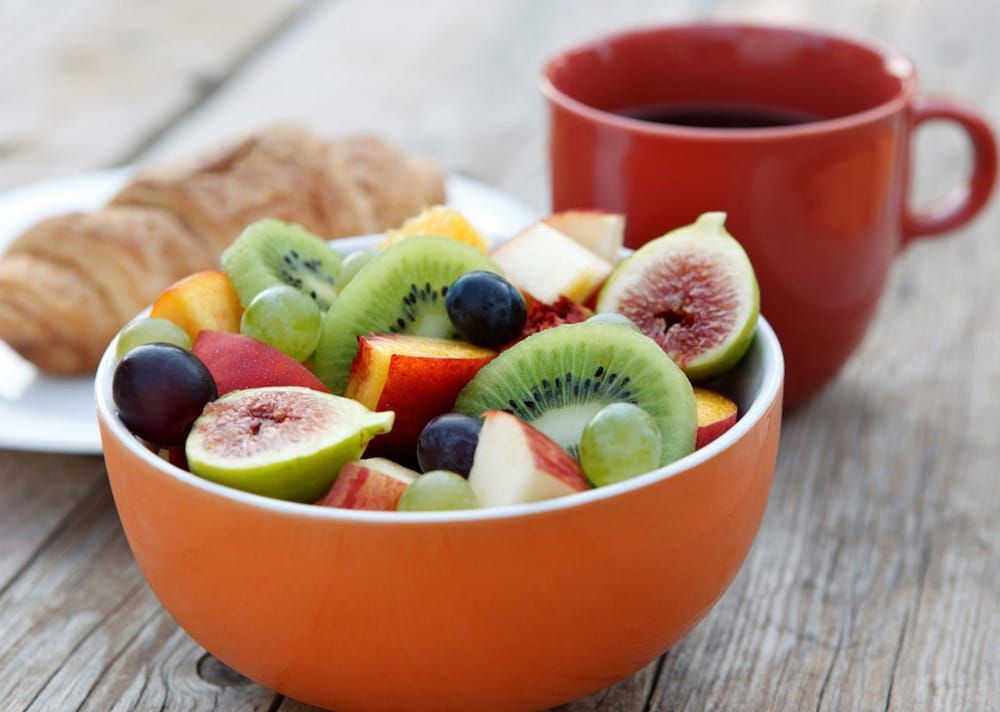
[
  {"left": 0, "top": 479, "right": 280, "bottom": 710},
  {"left": 0, "top": 454, "right": 103, "bottom": 590},
  {"left": 0, "top": 0, "right": 308, "bottom": 191},
  {"left": 134, "top": 0, "right": 718, "bottom": 210},
  {"left": 642, "top": 1, "right": 1000, "bottom": 710}
]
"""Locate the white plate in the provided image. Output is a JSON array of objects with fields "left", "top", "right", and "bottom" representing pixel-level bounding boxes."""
[{"left": 0, "top": 170, "right": 538, "bottom": 454}]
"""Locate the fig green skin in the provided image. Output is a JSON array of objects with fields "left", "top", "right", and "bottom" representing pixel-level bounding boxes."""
[
  {"left": 185, "top": 387, "right": 394, "bottom": 502},
  {"left": 685, "top": 278, "right": 758, "bottom": 382},
  {"left": 596, "top": 212, "right": 759, "bottom": 382}
]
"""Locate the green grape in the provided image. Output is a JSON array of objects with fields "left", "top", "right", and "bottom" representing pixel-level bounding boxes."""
[
  {"left": 336, "top": 248, "right": 378, "bottom": 291},
  {"left": 579, "top": 402, "right": 662, "bottom": 487},
  {"left": 241, "top": 285, "right": 322, "bottom": 362},
  {"left": 116, "top": 317, "right": 192, "bottom": 359},
  {"left": 397, "top": 470, "right": 479, "bottom": 511},
  {"left": 587, "top": 312, "right": 640, "bottom": 330}
]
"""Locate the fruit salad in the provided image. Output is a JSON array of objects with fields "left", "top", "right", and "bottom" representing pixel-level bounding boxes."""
[{"left": 111, "top": 205, "right": 759, "bottom": 512}]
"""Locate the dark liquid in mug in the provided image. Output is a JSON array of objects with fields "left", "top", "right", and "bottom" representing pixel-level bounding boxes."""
[{"left": 616, "top": 102, "right": 822, "bottom": 128}]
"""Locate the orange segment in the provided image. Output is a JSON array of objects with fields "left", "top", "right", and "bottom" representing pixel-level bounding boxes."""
[{"left": 380, "top": 205, "right": 490, "bottom": 252}]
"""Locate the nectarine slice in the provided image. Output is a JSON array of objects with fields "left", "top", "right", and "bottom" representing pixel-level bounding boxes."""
[
  {"left": 346, "top": 333, "right": 495, "bottom": 459},
  {"left": 151, "top": 270, "right": 242, "bottom": 341},
  {"left": 694, "top": 387, "right": 738, "bottom": 449}
]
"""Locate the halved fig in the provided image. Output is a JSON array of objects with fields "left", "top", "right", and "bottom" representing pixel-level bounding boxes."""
[
  {"left": 186, "top": 386, "right": 393, "bottom": 502},
  {"left": 596, "top": 212, "right": 759, "bottom": 381}
]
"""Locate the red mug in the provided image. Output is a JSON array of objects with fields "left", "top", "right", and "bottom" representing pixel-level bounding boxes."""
[{"left": 541, "top": 23, "right": 996, "bottom": 409}]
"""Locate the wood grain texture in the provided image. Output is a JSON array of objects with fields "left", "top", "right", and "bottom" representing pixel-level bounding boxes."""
[
  {"left": 0, "top": 0, "right": 998, "bottom": 710},
  {"left": 0, "top": 0, "right": 307, "bottom": 191}
]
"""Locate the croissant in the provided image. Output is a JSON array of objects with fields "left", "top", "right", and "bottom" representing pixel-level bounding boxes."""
[{"left": 0, "top": 126, "right": 445, "bottom": 374}]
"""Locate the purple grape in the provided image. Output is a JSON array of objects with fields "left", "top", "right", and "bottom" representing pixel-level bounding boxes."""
[
  {"left": 113, "top": 343, "right": 217, "bottom": 446},
  {"left": 416, "top": 413, "right": 482, "bottom": 476},
  {"left": 445, "top": 271, "right": 526, "bottom": 347}
]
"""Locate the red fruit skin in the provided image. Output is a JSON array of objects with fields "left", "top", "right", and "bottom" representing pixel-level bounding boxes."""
[
  {"left": 349, "top": 338, "right": 494, "bottom": 460},
  {"left": 166, "top": 446, "right": 189, "bottom": 471},
  {"left": 318, "top": 462, "right": 413, "bottom": 511},
  {"left": 695, "top": 416, "right": 736, "bottom": 449},
  {"left": 192, "top": 331, "right": 330, "bottom": 396},
  {"left": 694, "top": 388, "right": 738, "bottom": 449},
  {"left": 512, "top": 297, "right": 592, "bottom": 345}
]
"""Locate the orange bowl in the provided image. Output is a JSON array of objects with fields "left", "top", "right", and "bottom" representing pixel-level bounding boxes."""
[{"left": 97, "top": 287, "right": 783, "bottom": 712}]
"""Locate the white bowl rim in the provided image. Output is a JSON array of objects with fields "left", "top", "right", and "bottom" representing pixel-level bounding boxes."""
[{"left": 95, "top": 239, "right": 784, "bottom": 525}]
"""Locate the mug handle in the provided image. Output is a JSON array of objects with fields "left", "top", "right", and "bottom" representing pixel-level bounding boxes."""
[{"left": 902, "top": 96, "right": 998, "bottom": 245}]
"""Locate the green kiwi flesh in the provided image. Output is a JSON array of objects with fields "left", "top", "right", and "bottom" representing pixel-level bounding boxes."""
[
  {"left": 312, "top": 236, "right": 500, "bottom": 393},
  {"left": 222, "top": 219, "right": 343, "bottom": 309},
  {"left": 456, "top": 322, "right": 697, "bottom": 465}
]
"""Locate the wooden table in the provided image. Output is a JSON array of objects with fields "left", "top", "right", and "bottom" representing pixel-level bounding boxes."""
[{"left": 2, "top": 1, "right": 997, "bottom": 709}]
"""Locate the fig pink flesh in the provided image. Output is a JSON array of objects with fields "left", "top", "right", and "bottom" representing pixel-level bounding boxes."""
[
  {"left": 617, "top": 253, "right": 739, "bottom": 367},
  {"left": 197, "top": 391, "right": 335, "bottom": 459}
]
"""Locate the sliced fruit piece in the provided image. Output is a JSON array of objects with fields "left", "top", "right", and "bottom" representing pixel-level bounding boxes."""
[
  {"left": 597, "top": 212, "right": 759, "bottom": 381},
  {"left": 116, "top": 317, "right": 192, "bottom": 359},
  {"left": 580, "top": 402, "right": 662, "bottom": 487},
  {"left": 314, "top": 236, "right": 499, "bottom": 393},
  {"left": 380, "top": 205, "right": 490, "bottom": 253},
  {"left": 542, "top": 210, "right": 625, "bottom": 263},
  {"left": 345, "top": 334, "right": 495, "bottom": 459},
  {"left": 318, "top": 457, "right": 418, "bottom": 510},
  {"left": 113, "top": 343, "right": 217, "bottom": 446},
  {"left": 186, "top": 386, "right": 394, "bottom": 502},
  {"left": 468, "top": 410, "right": 588, "bottom": 507},
  {"left": 240, "top": 285, "right": 322, "bottom": 362},
  {"left": 222, "top": 219, "right": 343, "bottom": 310},
  {"left": 513, "top": 296, "right": 591, "bottom": 344},
  {"left": 694, "top": 387, "right": 738, "bottom": 449},
  {"left": 491, "top": 223, "right": 613, "bottom": 304},
  {"left": 193, "top": 331, "right": 329, "bottom": 395},
  {"left": 456, "top": 322, "right": 696, "bottom": 463},
  {"left": 397, "top": 470, "right": 479, "bottom": 511},
  {"left": 150, "top": 270, "right": 242, "bottom": 341}
]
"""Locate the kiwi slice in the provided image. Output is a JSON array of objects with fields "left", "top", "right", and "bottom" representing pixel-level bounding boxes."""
[
  {"left": 312, "top": 236, "right": 499, "bottom": 393},
  {"left": 456, "top": 322, "right": 696, "bottom": 465},
  {"left": 222, "top": 219, "right": 343, "bottom": 309}
]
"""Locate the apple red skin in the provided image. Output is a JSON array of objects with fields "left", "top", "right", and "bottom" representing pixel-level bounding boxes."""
[
  {"left": 319, "top": 464, "right": 408, "bottom": 511},
  {"left": 192, "top": 331, "right": 330, "bottom": 396},
  {"left": 355, "top": 347, "right": 494, "bottom": 460}
]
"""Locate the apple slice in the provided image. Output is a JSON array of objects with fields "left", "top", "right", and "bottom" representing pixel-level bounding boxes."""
[
  {"left": 193, "top": 331, "right": 330, "bottom": 395},
  {"left": 694, "top": 387, "right": 738, "bottom": 448},
  {"left": 150, "top": 270, "right": 242, "bottom": 341},
  {"left": 542, "top": 210, "right": 625, "bottom": 263},
  {"left": 346, "top": 334, "right": 496, "bottom": 459},
  {"left": 318, "top": 458, "right": 418, "bottom": 510},
  {"left": 469, "top": 410, "right": 588, "bottom": 507},
  {"left": 491, "top": 223, "right": 612, "bottom": 304}
]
